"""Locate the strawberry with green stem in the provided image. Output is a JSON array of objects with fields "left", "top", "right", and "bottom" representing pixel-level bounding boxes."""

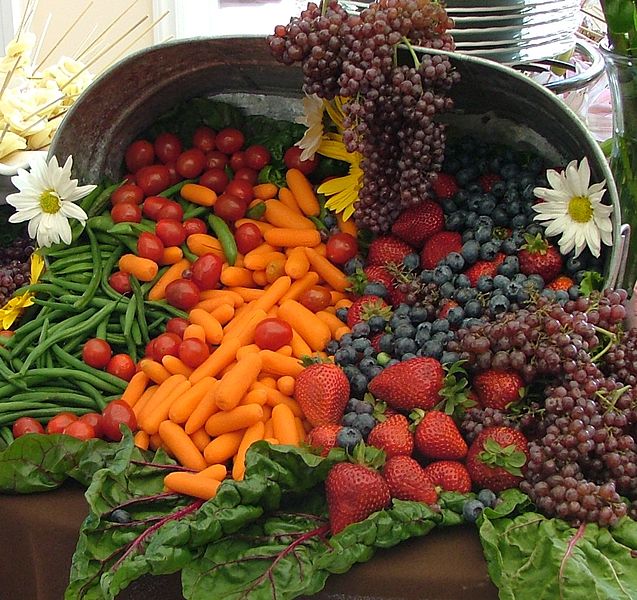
[
  {"left": 294, "top": 361, "right": 350, "bottom": 427},
  {"left": 413, "top": 409, "right": 468, "bottom": 461},
  {"left": 346, "top": 294, "right": 392, "bottom": 328},
  {"left": 422, "top": 460, "right": 472, "bottom": 494},
  {"left": 518, "top": 233, "right": 563, "bottom": 283}
]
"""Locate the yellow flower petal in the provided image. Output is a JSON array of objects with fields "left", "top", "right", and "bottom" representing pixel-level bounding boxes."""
[{"left": 30, "top": 252, "right": 44, "bottom": 283}]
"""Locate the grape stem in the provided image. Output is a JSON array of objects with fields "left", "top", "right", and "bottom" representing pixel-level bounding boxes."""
[
  {"left": 591, "top": 325, "right": 618, "bottom": 363},
  {"left": 401, "top": 37, "right": 421, "bottom": 68}
]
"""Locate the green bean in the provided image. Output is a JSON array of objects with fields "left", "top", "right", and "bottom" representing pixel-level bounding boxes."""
[
  {"left": 0, "top": 407, "right": 92, "bottom": 426},
  {"left": 246, "top": 201, "right": 266, "bottom": 219},
  {"left": 47, "top": 251, "right": 94, "bottom": 271},
  {"left": 0, "top": 426, "right": 14, "bottom": 447},
  {"left": 46, "top": 308, "right": 97, "bottom": 337},
  {"left": 75, "top": 380, "right": 107, "bottom": 410},
  {"left": 105, "top": 333, "right": 127, "bottom": 346},
  {"left": 0, "top": 356, "right": 22, "bottom": 389},
  {"left": 35, "top": 318, "right": 50, "bottom": 370},
  {"left": 180, "top": 244, "right": 198, "bottom": 262},
  {"left": 99, "top": 243, "right": 126, "bottom": 301},
  {"left": 208, "top": 214, "right": 238, "bottom": 266},
  {"left": 87, "top": 181, "right": 121, "bottom": 218},
  {"left": 129, "top": 276, "right": 149, "bottom": 344},
  {"left": 79, "top": 183, "right": 105, "bottom": 213},
  {"left": 96, "top": 317, "right": 108, "bottom": 340},
  {"left": 159, "top": 179, "right": 196, "bottom": 198},
  {"left": 1, "top": 391, "right": 97, "bottom": 409},
  {"left": 50, "top": 345, "right": 127, "bottom": 391},
  {"left": 131, "top": 321, "right": 142, "bottom": 346},
  {"left": 74, "top": 227, "right": 102, "bottom": 310},
  {"left": 123, "top": 292, "right": 137, "bottom": 338},
  {"left": 145, "top": 300, "right": 188, "bottom": 319},
  {"left": 19, "top": 369, "right": 122, "bottom": 394},
  {"left": 12, "top": 282, "right": 66, "bottom": 297},
  {"left": 66, "top": 273, "right": 93, "bottom": 284},
  {"left": 147, "top": 315, "right": 167, "bottom": 333},
  {"left": 183, "top": 204, "right": 210, "bottom": 220},
  {"left": 87, "top": 214, "right": 115, "bottom": 233},
  {"left": 51, "top": 258, "right": 110, "bottom": 276},
  {"left": 33, "top": 298, "right": 80, "bottom": 312},
  {"left": 0, "top": 401, "right": 60, "bottom": 413}
]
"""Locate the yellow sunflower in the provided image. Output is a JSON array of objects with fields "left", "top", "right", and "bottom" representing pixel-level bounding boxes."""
[{"left": 0, "top": 251, "right": 44, "bottom": 330}]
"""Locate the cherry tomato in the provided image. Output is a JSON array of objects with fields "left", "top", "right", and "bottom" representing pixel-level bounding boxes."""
[
  {"left": 214, "top": 194, "right": 247, "bottom": 223},
  {"left": 12, "top": 416, "right": 44, "bottom": 438},
  {"left": 64, "top": 420, "right": 97, "bottom": 441},
  {"left": 283, "top": 145, "right": 319, "bottom": 175},
  {"left": 137, "top": 232, "right": 165, "bottom": 263},
  {"left": 190, "top": 253, "right": 223, "bottom": 290},
  {"left": 156, "top": 219, "right": 186, "bottom": 246},
  {"left": 79, "top": 413, "right": 104, "bottom": 438},
  {"left": 199, "top": 167, "right": 229, "bottom": 194},
  {"left": 101, "top": 400, "right": 137, "bottom": 442},
  {"left": 178, "top": 338, "right": 210, "bottom": 369},
  {"left": 206, "top": 150, "right": 228, "bottom": 170},
  {"left": 254, "top": 318, "right": 293, "bottom": 351},
  {"left": 82, "top": 338, "right": 113, "bottom": 369},
  {"left": 154, "top": 132, "right": 182, "bottom": 163},
  {"left": 215, "top": 127, "right": 245, "bottom": 154},
  {"left": 125, "top": 139, "right": 155, "bottom": 173},
  {"left": 299, "top": 286, "right": 332, "bottom": 312},
  {"left": 233, "top": 167, "right": 258, "bottom": 186},
  {"left": 165, "top": 161, "right": 182, "bottom": 186},
  {"left": 152, "top": 332, "right": 182, "bottom": 360},
  {"left": 111, "top": 202, "right": 142, "bottom": 224},
  {"left": 229, "top": 151, "right": 246, "bottom": 172},
  {"left": 165, "top": 317, "right": 190, "bottom": 338},
  {"left": 183, "top": 217, "right": 207, "bottom": 237},
  {"left": 234, "top": 222, "right": 263, "bottom": 254},
  {"left": 106, "top": 354, "right": 136, "bottom": 382},
  {"left": 165, "top": 278, "right": 201, "bottom": 310},
  {"left": 108, "top": 271, "right": 131, "bottom": 294},
  {"left": 326, "top": 232, "right": 358, "bottom": 265},
  {"left": 225, "top": 178, "right": 254, "bottom": 203},
  {"left": 46, "top": 412, "right": 78, "bottom": 435},
  {"left": 192, "top": 126, "right": 217, "bottom": 153},
  {"left": 111, "top": 183, "right": 144, "bottom": 205},
  {"left": 245, "top": 145, "right": 271, "bottom": 170},
  {"left": 136, "top": 164, "right": 171, "bottom": 196},
  {"left": 156, "top": 200, "right": 184, "bottom": 221},
  {"left": 144, "top": 339, "right": 156, "bottom": 359},
  {"left": 0, "top": 331, "right": 13, "bottom": 339},
  {"left": 176, "top": 148, "right": 206, "bottom": 179},
  {"left": 142, "top": 196, "right": 168, "bottom": 220}
]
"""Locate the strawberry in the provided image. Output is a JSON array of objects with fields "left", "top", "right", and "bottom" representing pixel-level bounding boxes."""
[
  {"left": 364, "top": 265, "right": 408, "bottom": 307},
  {"left": 414, "top": 410, "right": 468, "bottom": 460},
  {"left": 325, "top": 462, "right": 391, "bottom": 534},
  {"left": 518, "top": 233, "right": 563, "bottom": 283},
  {"left": 431, "top": 173, "right": 459, "bottom": 199},
  {"left": 478, "top": 173, "right": 501, "bottom": 192},
  {"left": 391, "top": 200, "right": 444, "bottom": 248},
  {"left": 346, "top": 294, "right": 391, "bottom": 328},
  {"left": 307, "top": 424, "right": 342, "bottom": 456},
  {"left": 422, "top": 460, "right": 472, "bottom": 493},
  {"left": 464, "top": 253, "right": 506, "bottom": 287},
  {"left": 547, "top": 275, "right": 575, "bottom": 291},
  {"left": 367, "top": 235, "right": 414, "bottom": 266},
  {"left": 382, "top": 455, "right": 438, "bottom": 504},
  {"left": 473, "top": 369, "right": 525, "bottom": 411},
  {"left": 465, "top": 426, "right": 529, "bottom": 493},
  {"left": 420, "top": 231, "right": 463, "bottom": 270},
  {"left": 294, "top": 363, "right": 350, "bottom": 427},
  {"left": 367, "top": 414, "right": 414, "bottom": 458},
  {"left": 370, "top": 332, "right": 383, "bottom": 353},
  {"left": 368, "top": 357, "right": 444, "bottom": 412}
]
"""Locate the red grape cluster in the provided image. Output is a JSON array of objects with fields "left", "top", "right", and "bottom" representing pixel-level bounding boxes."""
[{"left": 0, "top": 236, "right": 34, "bottom": 306}]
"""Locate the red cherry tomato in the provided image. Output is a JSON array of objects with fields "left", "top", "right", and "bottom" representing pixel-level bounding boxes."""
[
  {"left": 156, "top": 219, "right": 186, "bottom": 246},
  {"left": 106, "top": 354, "right": 136, "bottom": 382},
  {"left": 192, "top": 126, "right": 217, "bottom": 153},
  {"left": 178, "top": 338, "right": 210, "bottom": 369},
  {"left": 125, "top": 140, "right": 155, "bottom": 173},
  {"left": 136, "top": 164, "right": 171, "bottom": 196},
  {"left": 108, "top": 271, "right": 131, "bottom": 294},
  {"left": 79, "top": 413, "right": 104, "bottom": 438},
  {"left": 190, "top": 253, "right": 223, "bottom": 290},
  {"left": 215, "top": 128, "right": 245, "bottom": 154},
  {"left": 283, "top": 145, "right": 319, "bottom": 175},
  {"left": 199, "top": 167, "right": 229, "bottom": 194},
  {"left": 183, "top": 218, "right": 207, "bottom": 237},
  {"left": 298, "top": 286, "right": 332, "bottom": 312},
  {"left": 101, "top": 400, "right": 137, "bottom": 442},
  {"left": 234, "top": 222, "right": 263, "bottom": 254},
  {"left": 254, "top": 318, "right": 293, "bottom": 351},
  {"left": 144, "top": 339, "right": 156, "bottom": 359},
  {"left": 165, "top": 161, "right": 182, "bottom": 186},
  {"left": 12, "top": 416, "right": 44, "bottom": 438},
  {"left": 64, "top": 420, "right": 97, "bottom": 441},
  {"left": 154, "top": 132, "right": 182, "bottom": 163},
  {"left": 206, "top": 150, "right": 228, "bottom": 170},
  {"left": 326, "top": 232, "right": 358, "bottom": 265},
  {"left": 214, "top": 194, "right": 247, "bottom": 223},
  {"left": 229, "top": 151, "right": 246, "bottom": 172},
  {"left": 152, "top": 332, "right": 182, "bottom": 360},
  {"left": 245, "top": 145, "right": 271, "bottom": 170},
  {"left": 111, "top": 183, "right": 144, "bottom": 205},
  {"left": 156, "top": 200, "right": 184, "bottom": 221},
  {"left": 176, "top": 148, "right": 206, "bottom": 179},
  {"left": 225, "top": 178, "right": 254, "bottom": 203},
  {"left": 46, "top": 412, "right": 78, "bottom": 435},
  {"left": 165, "top": 317, "right": 190, "bottom": 338},
  {"left": 137, "top": 232, "right": 165, "bottom": 263},
  {"left": 165, "top": 278, "right": 201, "bottom": 310},
  {"left": 82, "top": 338, "right": 113, "bottom": 369},
  {"left": 111, "top": 202, "right": 142, "bottom": 223},
  {"left": 233, "top": 167, "right": 258, "bottom": 185},
  {"left": 142, "top": 196, "right": 168, "bottom": 220}
]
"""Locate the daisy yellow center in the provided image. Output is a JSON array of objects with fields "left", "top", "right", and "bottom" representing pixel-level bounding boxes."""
[
  {"left": 39, "top": 190, "right": 61, "bottom": 214},
  {"left": 567, "top": 195, "right": 593, "bottom": 224}
]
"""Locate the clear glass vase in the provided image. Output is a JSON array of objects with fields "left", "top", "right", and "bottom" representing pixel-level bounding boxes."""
[{"left": 600, "top": 47, "right": 637, "bottom": 290}]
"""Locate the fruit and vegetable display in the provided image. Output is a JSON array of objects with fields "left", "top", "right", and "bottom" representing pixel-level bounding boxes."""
[{"left": 1, "top": 1, "right": 637, "bottom": 599}]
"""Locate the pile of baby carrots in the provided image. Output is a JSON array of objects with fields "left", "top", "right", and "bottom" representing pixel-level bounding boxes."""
[{"left": 118, "top": 168, "right": 355, "bottom": 501}]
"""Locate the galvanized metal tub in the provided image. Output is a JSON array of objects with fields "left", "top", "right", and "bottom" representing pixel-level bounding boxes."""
[{"left": 48, "top": 36, "right": 626, "bottom": 287}]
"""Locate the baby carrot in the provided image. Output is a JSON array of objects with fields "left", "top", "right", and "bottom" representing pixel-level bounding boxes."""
[
  {"left": 215, "top": 353, "right": 263, "bottom": 411},
  {"left": 189, "top": 337, "right": 241, "bottom": 383},
  {"left": 162, "top": 354, "right": 194, "bottom": 378},
  {"left": 184, "top": 382, "right": 220, "bottom": 434},
  {"left": 272, "top": 403, "right": 300, "bottom": 446},
  {"left": 203, "top": 430, "right": 244, "bottom": 464},
  {"left": 295, "top": 417, "right": 306, "bottom": 443},
  {"left": 250, "top": 276, "right": 293, "bottom": 313},
  {"left": 234, "top": 218, "right": 274, "bottom": 234},
  {"left": 253, "top": 182, "right": 278, "bottom": 200},
  {"left": 259, "top": 350, "right": 304, "bottom": 378},
  {"left": 161, "top": 246, "right": 184, "bottom": 265},
  {"left": 277, "top": 345, "right": 293, "bottom": 357},
  {"left": 276, "top": 375, "right": 295, "bottom": 397},
  {"left": 228, "top": 309, "right": 269, "bottom": 346},
  {"left": 183, "top": 323, "right": 207, "bottom": 342},
  {"left": 190, "top": 428, "right": 211, "bottom": 452},
  {"left": 143, "top": 377, "right": 192, "bottom": 435},
  {"left": 252, "top": 270, "right": 268, "bottom": 287},
  {"left": 304, "top": 247, "right": 349, "bottom": 292},
  {"left": 263, "top": 418, "right": 274, "bottom": 439},
  {"left": 159, "top": 420, "right": 208, "bottom": 471},
  {"left": 264, "top": 228, "right": 321, "bottom": 248},
  {"left": 132, "top": 384, "right": 158, "bottom": 419},
  {"left": 337, "top": 212, "right": 357, "bottom": 237},
  {"left": 284, "top": 246, "right": 310, "bottom": 280},
  {"left": 134, "top": 430, "right": 150, "bottom": 450},
  {"left": 334, "top": 298, "right": 353, "bottom": 310},
  {"left": 257, "top": 376, "right": 277, "bottom": 388},
  {"left": 164, "top": 471, "right": 221, "bottom": 500},
  {"left": 334, "top": 326, "right": 350, "bottom": 341},
  {"left": 236, "top": 344, "right": 261, "bottom": 361},
  {"left": 199, "top": 463, "right": 228, "bottom": 480},
  {"left": 118, "top": 254, "right": 159, "bottom": 282},
  {"left": 264, "top": 387, "right": 303, "bottom": 417},
  {"left": 232, "top": 421, "right": 265, "bottom": 480},
  {"left": 221, "top": 266, "right": 255, "bottom": 288},
  {"left": 290, "top": 328, "right": 312, "bottom": 359},
  {"left": 279, "top": 272, "right": 320, "bottom": 302},
  {"left": 240, "top": 387, "right": 268, "bottom": 406},
  {"left": 210, "top": 303, "right": 234, "bottom": 325},
  {"left": 205, "top": 403, "right": 264, "bottom": 437},
  {"left": 227, "top": 287, "right": 265, "bottom": 302},
  {"left": 243, "top": 251, "right": 287, "bottom": 271},
  {"left": 186, "top": 234, "right": 224, "bottom": 257},
  {"left": 278, "top": 186, "right": 301, "bottom": 213},
  {"left": 265, "top": 255, "right": 287, "bottom": 284},
  {"left": 120, "top": 371, "right": 150, "bottom": 407},
  {"left": 148, "top": 258, "right": 190, "bottom": 301},
  {"left": 278, "top": 299, "right": 332, "bottom": 351},
  {"left": 137, "top": 374, "right": 186, "bottom": 431},
  {"left": 194, "top": 296, "right": 232, "bottom": 313},
  {"left": 199, "top": 289, "right": 244, "bottom": 305},
  {"left": 139, "top": 359, "right": 172, "bottom": 384},
  {"left": 316, "top": 310, "right": 349, "bottom": 336},
  {"left": 169, "top": 376, "right": 216, "bottom": 424},
  {"left": 285, "top": 168, "right": 320, "bottom": 216},
  {"left": 189, "top": 308, "right": 223, "bottom": 345},
  {"left": 263, "top": 200, "right": 316, "bottom": 230},
  {"left": 149, "top": 433, "right": 163, "bottom": 451},
  {"left": 330, "top": 291, "right": 347, "bottom": 305},
  {"left": 244, "top": 243, "right": 277, "bottom": 259},
  {"left": 180, "top": 183, "right": 217, "bottom": 207}
]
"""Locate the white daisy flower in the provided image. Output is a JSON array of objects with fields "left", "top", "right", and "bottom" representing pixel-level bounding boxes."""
[
  {"left": 532, "top": 157, "right": 612, "bottom": 258},
  {"left": 6, "top": 154, "right": 94, "bottom": 248},
  {"left": 295, "top": 93, "right": 325, "bottom": 161}
]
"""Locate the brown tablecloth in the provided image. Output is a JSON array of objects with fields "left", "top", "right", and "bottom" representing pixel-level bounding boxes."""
[{"left": 0, "top": 483, "right": 499, "bottom": 600}]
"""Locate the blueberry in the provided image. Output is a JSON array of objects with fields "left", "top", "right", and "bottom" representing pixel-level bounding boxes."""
[
  {"left": 386, "top": 359, "right": 400, "bottom": 367},
  {"left": 465, "top": 211, "right": 479, "bottom": 228},
  {"left": 433, "top": 265, "right": 453, "bottom": 285},
  {"left": 350, "top": 372, "right": 369, "bottom": 397},
  {"left": 516, "top": 288, "right": 531, "bottom": 304},
  {"left": 511, "top": 272, "right": 526, "bottom": 284},
  {"left": 353, "top": 413, "right": 376, "bottom": 437},
  {"left": 462, "top": 229, "right": 475, "bottom": 243},
  {"left": 474, "top": 225, "right": 493, "bottom": 244},
  {"left": 477, "top": 489, "right": 497, "bottom": 509},
  {"left": 500, "top": 163, "right": 520, "bottom": 180},
  {"left": 464, "top": 299, "right": 483, "bottom": 318},
  {"left": 334, "top": 346, "right": 357, "bottom": 365},
  {"left": 432, "top": 318, "right": 450, "bottom": 334},
  {"left": 463, "top": 499, "right": 485, "bottom": 523},
  {"left": 454, "top": 273, "right": 471, "bottom": 288},
  {"left": 395, "top": 337, "right": 418, "bottom": 356},
  {"left": 476, "top": 216, "right": 494, "bottom": 229},
  {"left": 346, "top": 398, "right": 361, "bottom": 412},
  {"left": 455, "top": 189, "right": 470, "bottom": 205},
  {"left": 409, "top": 305, "right": 429, "bottom": 324},
  {"left": 390, "top": 314, "right": 411, "bottom": 330},
  {"left": 462, "top": 317, "right": 484, "bottom": 329},
  {"left": 359, "top": 356, "right": 379, "bottom": 376},
  {"left": 568, "top": 285, "right": 580, "bottom": 300},
  {"left": 339, "top": 333, "right": 353, "bottom": 347},
  {"left": 326, "top": 340, "right": 339, "bottom": 355},
  {"left": 566, "top": 254, "right": 587, "bottom": 274},
  {"left": 368, "top": 315, "right": 387, "bottom": 333},
  {"left": 445, "top": 211, "right": 465, "bottom": 231},
  {"left": 498, "top": 261, "right": 518, "bottom": 278},
  {"left": 441, "top": 351, "right": 461, "bottom": 365},
  {"left": 467, "top": 194, "right": 482, "bottom": 212},
  {"left": 479, "top": 241, "right": 499, "bottom": 261},
  {"left": 461, "top": 240, "right": 480, "bottom": 264},
  {"left": 525, "top": 223, "right": 543, "bottom": 237},
  {"left": 394, "top": 304, "right": 411, "bottom": 317},
  {"left": 454, "top": 287, "right": 477, "bottom": 305},
  {"left": 447, "top": 306, "right": 465, "bottom": 327},
  {"left": 379, "top": 333, "right": 395, "bottom": 353},
  {"left": 445, "top": 252, "right": 465, "bottom": 273},
  {"left": 394, "top": 322, "right": 416, "bottom": 338},
  {"left": 555, "top": 290, "right": 569, "bottom": 305},
  {"left": 456, "top": 166, "right": 478, "bottom": 186},
  {"left": 505, "top": 199, "right": 523, "bottom": 217},
  {"left": 492, "top": 207, "right": 509, "bottom": 226},
  {"left": 526, "top": 273, "right": 545, "bottom": 290},
  {"left": 500, "top": 238, "right": 518, "bottom": 255},
  {"left": 363, "top": 282, "right": 388, "bottom": 298},
  {"left": 441, "top": 198, "right": 457, "bottom": 214},
  {"left": 478, "top": 198, "right": 496, "bottom": 216},
  {"left": 493, "top": 274, "right": 510, "bottom": 290},
  {"left": 352, "top": 337, "right": 370, "bottom": 353},
  {"left": 403, "top": 253, "right": 420, "bottom": 270},
  {"left": 504, "top": 281, "right": 522, "bottom": 300},
  {"left": 491, "top": 180, "right": 506, "bottom": 197},
  {"left": 476, "top": 275, "right": 494, "bottom": 293},
  {"left": 510, "top": 214, "right": 527, "bottom": 229},
  {"left": 108, "top": 509, "right": 132, "bottom": 524},
  {"left": 336, "top": 427, "right": 362, "bottom": 452},
  {"left": 439, "top": 281, "right": 456, "bottom": 298},
  {"left": 336, "top": 307, "right": 349, "bottom": 323},
  {"left": 343, "top": 256, "right": 364, "bottom": 275},
  {"left": 420, "top": 339, "right": 443, "bottom": 359},
  {"left": 419, "top": 270, "right": 434, "bottom": 284},
  {"left": 488, "top": 293, "right": 510, "bottom": 314},
  {"left": 573, "top": 270, "right": 587, "bottom": 284},
  {"left": 352, "top": 322, "right": 371, "bottom": 338}
]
